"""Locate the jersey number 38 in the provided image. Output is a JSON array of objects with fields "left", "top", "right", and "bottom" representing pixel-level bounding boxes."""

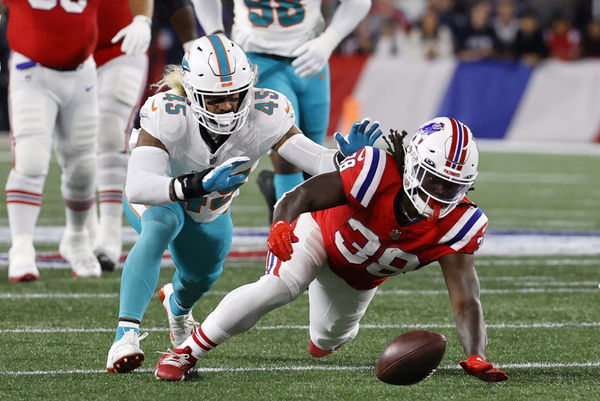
[{"left": 334, "top": 218, "right": 421, "bottom": 277}]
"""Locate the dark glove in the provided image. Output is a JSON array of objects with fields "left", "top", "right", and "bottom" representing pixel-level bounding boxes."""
[{"left": 174, "top": 157, "right": 250, "bottom": 200}]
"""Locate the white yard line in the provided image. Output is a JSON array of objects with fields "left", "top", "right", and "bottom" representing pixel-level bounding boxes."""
[
  {"left": 2, "top": 321, "right": 599, "bottom": 334},
  {"left": 1, "top": 285, "right": 598, "bottom": 301},
  {"left": 1, "top": 361, "right": 599, "bottom": 376}
]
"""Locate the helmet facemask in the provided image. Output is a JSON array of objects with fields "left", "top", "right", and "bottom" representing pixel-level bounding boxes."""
[{"left": 184, "top": 80, "right": 253, "bottom": 135}]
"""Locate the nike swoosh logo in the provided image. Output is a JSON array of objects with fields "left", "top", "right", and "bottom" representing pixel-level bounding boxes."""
[
  {"left": 285, "top": 101, "right": 290, "bottom": 113},
  {"left": 85, "top": 85, "right": 93, "bottom": 92},
  {"left": 151, "top": 100, "right": 157, "bottom": 111},
  {"left": 318, "top": 73, "right": 326, "bottom": 80}
]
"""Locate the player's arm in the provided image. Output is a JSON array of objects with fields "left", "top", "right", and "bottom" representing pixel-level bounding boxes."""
[
  {"left": 157, "top": 0, "right": 198, "bottom": 51},
  {"left": 126, "top": 130, "right": 249, "bottom": 205},
  {"left": 124, "top": 129, "right": 173, "bottom": 205},
  {"left": 129, "top": 0, "right": 153, "bottom": 18},
  {"left": 291, "top": 0, "right": 372, "bottom": 77},
  {"left": 440, "top": 253, "right": 508, "bottom": 382},
  {"left": 189, "top": 0, "right": 225, "bottom": 36},
  {"left": 273, "top": 119, "right": 382, "bottom": 176},
  {"left": 268, "top": 171, "right": 346, "bottom": 261}
]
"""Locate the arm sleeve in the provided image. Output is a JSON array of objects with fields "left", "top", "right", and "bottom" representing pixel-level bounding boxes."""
[
  {"left": 277, "top": 134, "right": 339, "bottom": 176},
  {"left": 125, "top": 146, "right": 173, "bottom": 205},
  {"left": 321, "top": 0, "right": 372, "bottom": 48},
  {"left": 190, "top": 0, "right": 224, "bottom": 35}
]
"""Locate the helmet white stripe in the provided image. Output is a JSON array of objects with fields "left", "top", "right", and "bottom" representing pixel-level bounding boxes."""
[{"left": 350, "top": 147, "right": 387, "bottom": 208}]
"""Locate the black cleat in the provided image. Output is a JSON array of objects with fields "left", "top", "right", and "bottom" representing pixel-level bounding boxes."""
[
  {"left": 96, "top": 251, "right": 116, "bottom": 272},
  {"left": 257, "top": 169, "right": 276, "bottom": 224}
]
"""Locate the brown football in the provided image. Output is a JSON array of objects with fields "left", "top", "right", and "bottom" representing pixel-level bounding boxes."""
[{"left": 375, "top": 330, "right": 447, "bottom": 385}]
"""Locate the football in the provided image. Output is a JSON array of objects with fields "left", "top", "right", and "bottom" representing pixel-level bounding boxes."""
[{"left": 375, "top": 330, "right": 447, "bottom": 385}]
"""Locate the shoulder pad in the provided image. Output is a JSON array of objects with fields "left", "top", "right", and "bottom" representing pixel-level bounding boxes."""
[{"left": 140, "top": 92, "right": 189, "bottom": 144}]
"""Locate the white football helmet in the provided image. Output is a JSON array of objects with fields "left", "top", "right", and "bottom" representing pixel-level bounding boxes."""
[
  {"left": 403, "top": 117, "right": 479, "bottom": 219},
  {"left": 181, "top": 35, "right": 255, "bottom": 134}
]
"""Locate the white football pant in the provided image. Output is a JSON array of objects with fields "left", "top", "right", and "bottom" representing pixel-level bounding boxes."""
[{"left": 202, "top": 213, "right": 378, "bottom": 351}]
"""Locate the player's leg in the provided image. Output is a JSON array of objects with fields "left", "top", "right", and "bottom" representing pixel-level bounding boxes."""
[
  {"left": 247, "top": 53, "right": 304, "bottom": 222},
  {"left": 158, "top": 211, "right": 233, "bottom": 347},
  {"left": 53, "top": 58, "right": 101, "bottom": 278},
  {"left": 308, "top": 266, "right": 378, "bottom": 357},
  {"left": 107, "top": 200, "right": 185, "bottom": 373},
  {"left": 5, "top": 53, "right": 57, "bottom": 282},
  {"left": 297, "top": 64, "right": 330, "bottom": 149},
  {"left": 93, "top": 54, "right": 148, "bottom": 271},
  {"left": 155, "top": 213, "right": 327, "bottom": 381}
]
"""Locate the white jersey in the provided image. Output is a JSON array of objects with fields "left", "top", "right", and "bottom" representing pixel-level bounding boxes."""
[
  {"left": 232, "top": 0, "right": 325, "bottom": 57},
  {"left": 137, "top": 87, "right": 295, "bottom": 223}
]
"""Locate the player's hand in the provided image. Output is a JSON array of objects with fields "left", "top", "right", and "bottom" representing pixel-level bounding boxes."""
[
  {"left": 111, "top": 15, "right": 152, "bottom": 55},
  {"left": 459, "top": 355, "right": 508, "bottom": 382},
  {"left": 174, "top": 157, "right": 250, "bottom": 200},
  {"left": 267, "top": 220, "right": 299, "bottom": 261},
  {"left": 335, "top": 118, "right": 383, "bottom": 157},
  {"left": 201, "top": 157, "right": 250, "bottom": 193},
  {"left": 291, "top": 31, "right": 338, "bottom": 78}
]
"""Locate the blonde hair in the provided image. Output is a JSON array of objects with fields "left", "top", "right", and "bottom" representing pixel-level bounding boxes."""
[{"left": 153, "top": 64, "right": 186, "bottom": 97}]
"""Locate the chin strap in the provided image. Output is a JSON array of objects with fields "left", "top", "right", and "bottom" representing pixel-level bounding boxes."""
[{"left": 427, "top": 204, "right": 441, "bottom": 223}]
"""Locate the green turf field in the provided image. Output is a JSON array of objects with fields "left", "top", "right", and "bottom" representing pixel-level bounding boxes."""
[{"left": 0, "top": 145, "right": 599, "bottom": 400}]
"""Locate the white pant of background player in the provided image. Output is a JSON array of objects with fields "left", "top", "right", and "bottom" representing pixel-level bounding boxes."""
[
  {"left": 89, "top": 53, "right": 148, "bottom": 271},
  {"left": 6, "top": 51, "right": 100, "bottom": 280},
  {"left": 199, "top": 213, "right": 378, "bottom": 354}
]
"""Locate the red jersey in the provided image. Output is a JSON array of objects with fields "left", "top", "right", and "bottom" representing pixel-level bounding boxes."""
[
  {"left": 312, "top": 147, "right": 488, "bottom": 290},
  {"left": 94, "top": 0, "right": 133, "bottom": 67},
  {"left": 5, "top": 0, "right": 100, "bottom": 68}
]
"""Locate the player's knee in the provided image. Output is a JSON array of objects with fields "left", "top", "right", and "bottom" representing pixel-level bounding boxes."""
[
  {"left": 311, "top": 324, "right": 359, "bottom": 351},
  {"left": 258, "top": 275, "right": 295, "bottom": 306},
  {"left": 179, "top": 267, "right": 223, "bottom": 295},
  {"left": 141, "top": 207, "right": 182, "bottom": 237},
  {"left": 13, "top": 136, "right": 51, "bottom": 176},
  {"left": 61, "top": 153, "right": 96, "bottom": 198},
  {"left": 97, "top": 114, "right": 128, "bottom": 153}
]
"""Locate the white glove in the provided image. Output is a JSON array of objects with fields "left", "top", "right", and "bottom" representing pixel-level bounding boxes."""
[
  {"left": 291, "top": 29, "right": 341, "bottom": 78},
  {"left": 111, "top": 15, "right": 152, "bottom": 55}
]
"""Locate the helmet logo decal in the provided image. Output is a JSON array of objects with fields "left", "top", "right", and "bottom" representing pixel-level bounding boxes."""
[
  {"left": 446, "top": 118, "right": 469, "bottom": 171},
  {"left": 182, "top": 58, "right": 191, "bottom": 72},
  {"left": 417, "top": 122, "right": 445, "bottom": 144},
  {"left": 207, "top": 35, "right": 233, "bottom": 87}
]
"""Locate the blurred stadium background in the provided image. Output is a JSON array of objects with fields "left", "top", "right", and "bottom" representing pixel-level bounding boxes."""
[{"left": 0, "top": 1, "right": 599, "bottom": 399}]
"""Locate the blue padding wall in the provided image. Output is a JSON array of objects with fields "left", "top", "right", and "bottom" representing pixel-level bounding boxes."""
[{"left": 437, "top": 61, "right": 532, "bottom": 139}]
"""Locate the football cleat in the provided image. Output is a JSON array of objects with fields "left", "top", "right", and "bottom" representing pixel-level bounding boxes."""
[
  {"left": 106, "top": 330, "right": 148, "bottom": 373},
  {"left": 308, "top": 340, "right": 341, "bottom": 358},
  {"left": 159, "top": 283, "right": 198, "bottom": 347},
  {"left": 154, "top": 346, "right": 198, "bottom": 381},
  {"left": 93, "top": 216, "right": 122, "bottom": 272},
  {"left": 60, "top": 228, "right": 101, "bottom": 278},
  {"left": 8, "top": 236, "right": 39, "bottom": 282},
  {"left": 257, "top": 169, "right": 276, "bottom": 224}
]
